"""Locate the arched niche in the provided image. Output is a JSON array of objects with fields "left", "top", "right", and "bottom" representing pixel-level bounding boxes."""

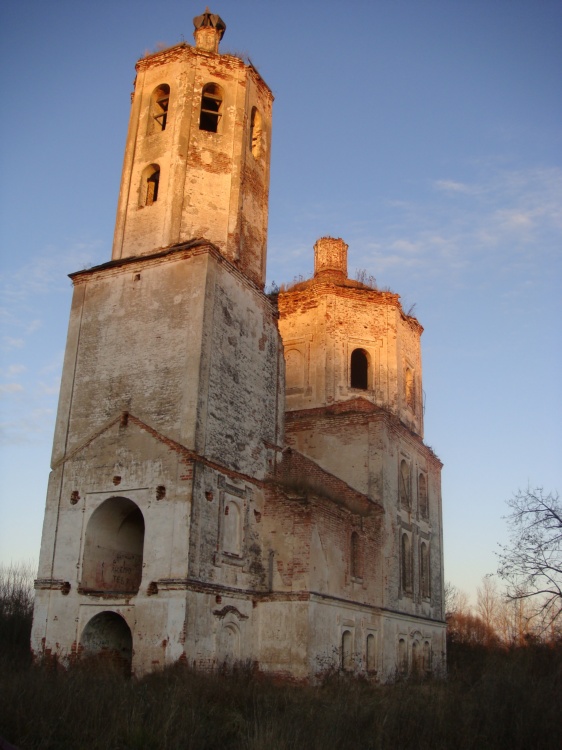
[
  {"left": 217, "top": 620, "right": 241, "bottom": 665},
  {"left": 80, "top": 611, "right": 132, "bottom": 673},
  {"left": 398, "top": 637, "right": 407, "bottom": 674},
  {"left": 423, "top": 640, "right": 432, "bottom": 673},
  {"left": 418, "top": 473, "right": 429, "bottom": 519},
  {"left": 285, "top": 348, "right": 305, "bottom": 390},
  {"left": 401, "top": 532, "right": 412, "bottom": 594},
  {"left": 341, "top": 630, "right": 353, "bottom": 671},
  {"left": 81, "top": 497, "right": 145, "bottom": 595},
  {"left": 399, "top": 459, "right": 411, "bottom": 509},
  {"left": 366, "top": 633, "right": 377, "bottom": 672},
  {"left": 420, "top": 542, "right": 430, "bottom": 599}
]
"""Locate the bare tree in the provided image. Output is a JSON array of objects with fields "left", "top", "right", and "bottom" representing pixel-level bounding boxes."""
[
  {"left": 444, "top": 581, "right": 469, "bottom": 618},
  {"left": 497, "top": 488, "right": 562, "bottom": 629},
  {"left": 476, "top": 576, "right": 500, "bottom": 643}
]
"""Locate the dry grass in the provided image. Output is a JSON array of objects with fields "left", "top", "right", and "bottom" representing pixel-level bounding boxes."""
[
  {"left": 0, "top": 644, "right": 560, "bottom": 750},
  {"left": 1, "top": 565, "right": 560, "bottom": 750}
]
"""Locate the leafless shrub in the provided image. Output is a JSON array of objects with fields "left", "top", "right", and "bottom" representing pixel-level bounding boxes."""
[
  {"left": 354, "top": 268, "right": 378, "bottom": 289},
  {"left": 0, "top": 560, "right": 35, "bottom": 656}
]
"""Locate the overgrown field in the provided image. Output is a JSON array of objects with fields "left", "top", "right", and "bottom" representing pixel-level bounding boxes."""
[
  {"left": 0, "top": 642, "right": 560, "bottom": 750},
  {"left": 1, "top": 564, "right": 560, "bottom": 749}
]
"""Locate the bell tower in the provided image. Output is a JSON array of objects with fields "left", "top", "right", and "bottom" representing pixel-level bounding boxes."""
[
  {"left": 32, "top": 10, "right": 284, "bottom": 675},
  {"left": 112, "top": 10, "right": 273, "bottom": 288}
]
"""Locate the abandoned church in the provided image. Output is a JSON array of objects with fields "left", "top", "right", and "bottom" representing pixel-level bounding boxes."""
[{"left": 31, "top": 10, "right": 446, "bottom": 680}]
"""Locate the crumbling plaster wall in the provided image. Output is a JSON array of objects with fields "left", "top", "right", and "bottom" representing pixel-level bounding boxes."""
[
  {"left": 35, "top": 244, "right": 283, "bottom": 671},
  {"left": 52, "top": 250, "right": 209, "bottom": 465},
  {"left": 284, "top": 411, "right": 443, "bottom": 619},
  {"left": 53, "top": 247, "right": 282, "bottom": 480},
  {"left": 32, "top": 417, "right": 195, "bottom": 669},
  {"left": 201, "top": 259, "right": 283, "bottom": 478}
]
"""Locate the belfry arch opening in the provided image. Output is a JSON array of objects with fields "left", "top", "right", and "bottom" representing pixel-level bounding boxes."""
[
  {"left": 140, "top": 164, "right": 160, "bottom": 207},
  {"left": 350, "top": 348, "right": 369, "bottom": 390},
  {"left": 81, "top": 497, "right": 145, "bottom": 595},
  {"left": 80, "top": 611, "right": 132, "bottom": 672},
  {"left": 199, "top": 83, "right": 223, "bottom": 132},
  {"left": 148, "top": 84, "right": 170, "bottom": 134}
]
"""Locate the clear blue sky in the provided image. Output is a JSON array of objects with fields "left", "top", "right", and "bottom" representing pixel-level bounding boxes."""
[{"left": 1, "top": 0, "right": 561, "bottom": 601}]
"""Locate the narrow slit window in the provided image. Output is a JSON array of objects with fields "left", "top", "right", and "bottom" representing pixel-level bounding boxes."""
[
  {"left": 405, "top": 367, "right": 415, "bottom": 410},
  {"left": 351, "top": 531, "right": 362, "bottom": 579},
  {"left": 418, "top": 473, "right": 429, "bottom": 519},
  {"left": 199, "top": 83, "right": 223, "bottom": 133},
  {"left": 250, "top": 107, "right": 262, "bottom": 157},
  {"left": 401, "top": 532, "right": 412, "bottom": 594},
  {"left": 350, "top": 348, "right": 368, "bottom": 389},
  {"left": 399, "top": 459, "right": 411, "bottom": 509},
  {"left": 420, "top": 542, "right": 430, "bottom": 599}
]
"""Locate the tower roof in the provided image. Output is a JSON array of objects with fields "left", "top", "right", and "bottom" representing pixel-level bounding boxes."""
[{"left": 193, "top": 8, "right": 226, "bottom": 37}]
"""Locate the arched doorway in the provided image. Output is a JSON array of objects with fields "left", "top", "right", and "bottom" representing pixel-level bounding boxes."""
[
  {"left": 80, "top": 611, "right": 132, "bottom": 672},
  {"left": 81, "top": 497, "right": 145, "bottom": 594}
]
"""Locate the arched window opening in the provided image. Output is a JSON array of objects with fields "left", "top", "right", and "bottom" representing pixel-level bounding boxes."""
[
  {"left": 420, "top": 542, "right": 430, "bottom": 599},
  {"left": 423, "top": 641, "right": 432, "bottom": 673},
  {"left": 81, "top": 497, "right": 145, "bottom": 594},
  {"left": 199, "top": 83, "right": 223, "bottom": 132},
  {"left": 80, "top": 611, "right": 132, "bottom": 673},
  {"left": 351, "top": 531, "right": 362, "bottom": 579},
  {"left": 398, "top": 637, "right": 407, "bottom": 674},
  {"left": 350, "top": 348, "right": 368, "bottom": 390},
  {"left": 418, "top": 473, "right": 429, "bottom": 519},
  {"left": 148, "top": 84, "right": 170, "bottom": 134},
  {"left": 223, "top": 498, "right": 242, "bottom": 556},
  {"left": 399, "top": 459, "right": 411, "bottom": 509},
  {"left": 140, "top": 164, "right": 160, "bottom": 207},
  {"left": 366, "top": 633, "right": 376, "bottom": 672},
  {"left": 341, "top": 630, "right": 353, "bottom": 671},
  {"left": 405, "top": 367, "right": 415, "bottom": 410},
  {"left": 401, "top": 533, "right": 412, "bottom": 594},
  {"left": 250, "top": 107, "right": 262, "bottom": 158}
]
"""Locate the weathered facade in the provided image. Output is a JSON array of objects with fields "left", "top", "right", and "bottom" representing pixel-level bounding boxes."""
[{"left": 31, "top": 10, "right": 446, "bottom": 680}]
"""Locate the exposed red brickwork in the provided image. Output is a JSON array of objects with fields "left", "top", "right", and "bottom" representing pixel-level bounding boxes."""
[{"left": 273, "top": 448, "right": 382, "bottom": 516}]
